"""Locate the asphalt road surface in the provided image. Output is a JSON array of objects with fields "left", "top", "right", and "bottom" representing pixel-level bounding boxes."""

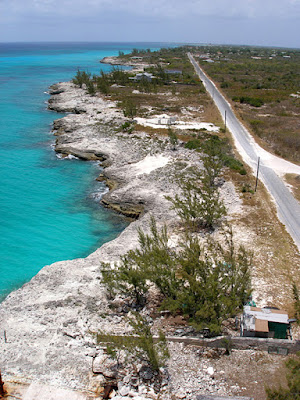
[{"left": 188, "top": 53, "right": 300, "bottom": 251}]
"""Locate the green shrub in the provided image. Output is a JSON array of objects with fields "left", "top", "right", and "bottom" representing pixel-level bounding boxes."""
[
  {"left": 220, "top": 81, "right": 230, "bottom": 88},
  {"left": 232, "top": 96, "right": 264, "bottom": 107},
  {"left": 101, "top": 219, "right": 252, "bottom": 335},
  {"left": 72, "top": 69, "right": 91, "bottom": 88},
  {"left": 241, "top": 183, "right": 254, "bottom": 193},
  {"left": 223, "top": 156, "right": 247, "bottom": 175},
  {"left": 293, "top": 282, "right": 300, "bottom": 324},
  {"left": 120, "top": 121, "right": 135, "bottom": 133},
  {"left": 97, "top": 313, "right": 169, "bottom": 374},
  {"left": 185, "top": 139, "right": 202, "bottom": 150},
  {"left": 121, "top": 99, "right": 138, "bottom": 118},
  {"left": 184, "top": 135, "right": 247, "bottom": 175}
]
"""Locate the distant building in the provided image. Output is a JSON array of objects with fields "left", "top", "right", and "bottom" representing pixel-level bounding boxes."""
[
  {"left": 130, "top": 56, "right": 143, "bottom": 61},
  {"left": 241, "top": 305, "right": 292, "bottom": 339},
  {"left": 164, "top": 69, "right": 183, "bottom": 75},
  {"left": 154, "top": 114, "right": 177, "bottom": 125},
  {"left": 132, "top": 72, "right": 154, "bottom": 82}
]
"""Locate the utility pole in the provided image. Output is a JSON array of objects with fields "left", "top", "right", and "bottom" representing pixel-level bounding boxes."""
[
  {"left": 255, "top": 157, "right": 260, "bottom": 192},
  {"left": 224, "top": 110, "right": 227, "bottom": 132}
]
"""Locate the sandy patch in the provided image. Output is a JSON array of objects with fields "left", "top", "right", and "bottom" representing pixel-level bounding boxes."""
[
  {"left": 133, "top": 154, "right": 170, "bottom": 175},
  {"left": 253, "top": 142, "right": 300, "bottom": 176},
  {"left": 135, "top": 115, "right": 219, "bottom": 131}
]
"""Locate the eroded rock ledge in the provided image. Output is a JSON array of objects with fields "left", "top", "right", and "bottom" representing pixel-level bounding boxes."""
[{"left": 0, "top": 82, "right": 242, "bottom": 399}]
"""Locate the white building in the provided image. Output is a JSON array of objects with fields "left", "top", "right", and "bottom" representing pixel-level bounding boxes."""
[
  {"left": 241, "top": 305, "right": 291, "bottom": 339},
  {"left": 155, "top": 114, "right": 177, "bottom": 125}
]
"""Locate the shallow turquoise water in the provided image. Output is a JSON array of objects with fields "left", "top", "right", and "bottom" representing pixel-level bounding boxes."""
[{"left": 0, "top": 42, "right": 162, "bottom": 301}]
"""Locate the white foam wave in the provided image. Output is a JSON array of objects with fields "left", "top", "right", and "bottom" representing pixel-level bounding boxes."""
[
  {"left": 66, "top": 154, "right": 79, "bottom": 160},
  {"left": 90, "top": 187, "right": 109, "bottom": 202}
]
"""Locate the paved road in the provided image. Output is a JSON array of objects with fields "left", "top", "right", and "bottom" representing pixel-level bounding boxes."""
[{"left": 188, "top": 53, "right": 300, "bottom": 251}]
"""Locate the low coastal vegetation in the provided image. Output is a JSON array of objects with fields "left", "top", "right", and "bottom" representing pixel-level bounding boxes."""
[
  {"left": 191, "top": 45, "right": 300, "bottom": 163},
  {"left": 97, "top": 313, "right": 169, "bottom": 384},
  {"left": 101, "top": 218, "right": 252, "bottom": 335},
  {"left": 101, "top": 150, "right": 252, "bottom": 336}
]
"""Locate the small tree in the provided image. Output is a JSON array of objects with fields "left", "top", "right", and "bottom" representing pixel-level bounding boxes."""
[
  {"left": 101, "top": 257, "right": 148, "bottom": 308},
  {"left": 72, "top": 69, "right": 91, "bottom": 88},
  {"left": 86, "top": 80, "right": 96, "bottom": 96},
  {"left": 101, "top": 218, "right": 252, "bottom": 335},
  {"left": 101, "top": 217, "right": 179, "bottom": 307},
  {"left": 168, "top": 128, "right": 178, "bottom": 150},
  {"left": 292, "top": 282, "right": 300, "bottom": 324},
  {"left": 97, "top": 313, "right": 169, "bottom": 374},
  {"left": 121, "top": 99, "right": 138, "bottom": 119},
  {"left": 164, "top": 230, "right": 252, "bottom": 334},
  {"left": 96, "top": 72, "right": 110, "bottom": 95},
  {"left": 111, "top": 67, "right": 129, "bottom": 85},
  {"left": 166, "top": 156, "right": 226, "bottom": 230}
]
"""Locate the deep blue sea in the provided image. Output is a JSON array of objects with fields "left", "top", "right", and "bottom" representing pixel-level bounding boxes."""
[{"left": 0, "top": 42, "right": 163, "bottom": 301}]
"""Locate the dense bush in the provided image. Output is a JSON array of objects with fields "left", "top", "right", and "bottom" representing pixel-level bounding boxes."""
[
  {"left": 166, "top": 156, "right": 226, "bottom": 230},
  {"left": 72, "top": 69, "right": 91, "bottom": 88},
  {"left": 232, "top": 96, "right": 264, "bottom": 107},
  {"left": 184, "top": 135, "right": 247, "bottom": 175},
  {"left": 101, "top": 219, "right": 252, "bottom": 334}
]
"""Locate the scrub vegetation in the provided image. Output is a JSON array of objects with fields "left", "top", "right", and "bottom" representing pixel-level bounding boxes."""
[
  {"left": 101, "top": 150, "right": 252, "bottom": 336},
  {"left": 97, "top": 313, "right": 169, "bottom": 376},
  {"left": 101, "top": 217, "right": 252, "bottom": 335},
  {"left": 191, "top": 45, "right": 300, "bottom": 163},
  {"left": 266, "top": 352, "right": 300, "bottom": 400}
]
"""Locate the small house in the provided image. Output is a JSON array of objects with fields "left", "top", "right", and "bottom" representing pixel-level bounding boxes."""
[
  {"left": 241, "top": 305, "right": 292, "bottom": 339},
  {"left": 155, "top": 114, "right": 177, "bottom": 125},
  {"left": 130, "top": 56, "right": 143, "bottom": 61},
  {"left": 131, "top": 72, "right": 154, "bottom": 82}
]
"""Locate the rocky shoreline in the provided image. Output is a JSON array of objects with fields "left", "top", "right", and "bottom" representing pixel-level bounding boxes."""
[{"left": 0, "top": 80, "right": 245, "bottom": 399}]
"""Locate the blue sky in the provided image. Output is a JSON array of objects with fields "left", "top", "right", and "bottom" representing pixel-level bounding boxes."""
[{"left": 1, "top": 0, "right": 300, "bottom": 48}]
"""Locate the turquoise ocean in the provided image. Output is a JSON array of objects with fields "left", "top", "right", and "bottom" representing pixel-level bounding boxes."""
[{"left": 0, "top": 42, "right": 162, "bottom": 301}]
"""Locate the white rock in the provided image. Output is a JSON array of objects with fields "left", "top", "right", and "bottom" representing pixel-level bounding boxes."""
[
  {"left": 119, "top": 386, "right": 130, "bottom": 397},
  {"left": 123, "top": 374, "right": 131, "bottom": 384},
  {"left": 129, "top": 390, "right": 139, "bottom": 397},
  {"left": 207, "top": 367, "right": 214, "bottom": 376},
  {"left": 138, "top": 386, "right": 148, "bottom": 394}
]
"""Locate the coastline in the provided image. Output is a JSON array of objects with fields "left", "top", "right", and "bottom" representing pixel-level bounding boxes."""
[{"left": 0, "top": 77, "right": 243, "bottom": 398}]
